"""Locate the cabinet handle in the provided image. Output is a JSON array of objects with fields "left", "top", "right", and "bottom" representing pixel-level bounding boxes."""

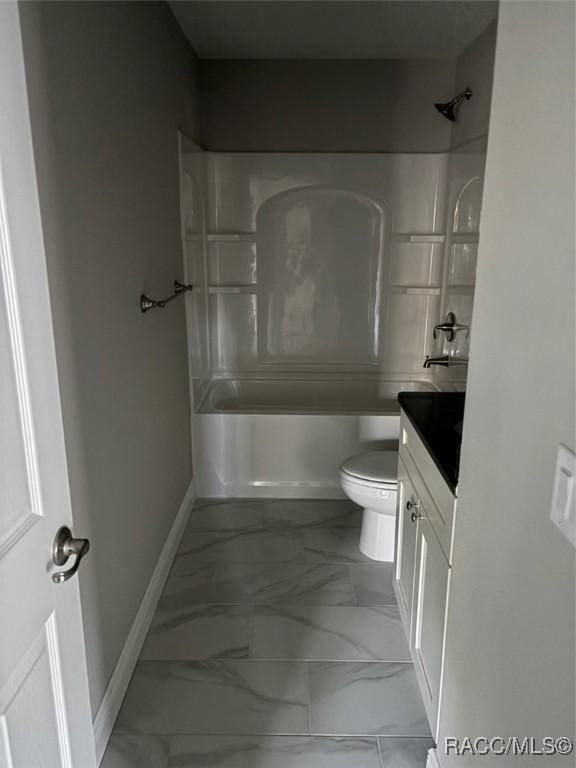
[{"left": 407, "top": 499, "right": 422, "bottom": 522}]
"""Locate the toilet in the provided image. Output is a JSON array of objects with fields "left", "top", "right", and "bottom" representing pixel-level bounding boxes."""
[{"left": 339, "top": 451, "right": 398, "bottom": 561}]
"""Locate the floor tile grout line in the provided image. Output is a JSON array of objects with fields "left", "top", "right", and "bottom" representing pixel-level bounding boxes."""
[
  {"left": 135, "top": 659, "right": 415, "bottom": 666},
  {"left": 154, "top": 602, "right": 397, "bottom": 608},
  {"left": 152, "top": 602, "right": 400, "bottom": 608},
  {"left": 110, "top": 728, "right": 432, "bottom": 738},
  {"left": 376, "top": 734, "right": 385, "bottom": 768},
  {"left": 305, "top": 661, "right": 312, "bottom": 736},
  {"left": 156, "top": 598, "right": 397, "bottom": 606},
  {"left": 171, "top": 560, "right": 385, "bottom": 565},
  {"left": 111, "top": 727, "right": 434, "bottom": 737},
  {"left": 139, "top": 658, "right": 414, "bottom": 664},
  {"left": 247, "top": 604, "right": 256, "bottom": 660}
]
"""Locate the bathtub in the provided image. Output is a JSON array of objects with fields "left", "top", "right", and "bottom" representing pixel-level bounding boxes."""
[{"left": 192, "top": 377, "right": 438, "bottom": 498}]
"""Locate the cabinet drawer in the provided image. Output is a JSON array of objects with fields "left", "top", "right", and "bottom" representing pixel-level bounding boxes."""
[{"left": 399, "top": 412, "right": 456, "bottom": 563}]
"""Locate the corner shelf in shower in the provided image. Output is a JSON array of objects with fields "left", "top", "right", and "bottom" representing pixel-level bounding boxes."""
[
  {"left": 450, "top": 233, "right": 479, "bottom": 243},
  {"left": 208, "top": 285, "right": 257, "bottom": 294},
  {"left": 206, "top": 233, "right": 257, "bottom": 243},
  {"left": 394, "top": 234, "right": 446, "bottom": 244},
  {"left": 444, "top": 285, "right": 475, "bottom": 294},
  {"left": 391, "top": 286, "right": 441, "bottom": 295}
]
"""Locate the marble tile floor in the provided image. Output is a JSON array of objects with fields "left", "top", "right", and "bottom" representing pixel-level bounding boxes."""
[{"left": 104, "top": 500, "right": 433, "bottom": 768}]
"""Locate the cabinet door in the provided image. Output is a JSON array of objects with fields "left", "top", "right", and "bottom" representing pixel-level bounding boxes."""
[
  {"left": 394, "top": 457, "right": 419, "bottom": 638},
  {"left": 411, "top": 516, "right": 450, "bottom": 736}
]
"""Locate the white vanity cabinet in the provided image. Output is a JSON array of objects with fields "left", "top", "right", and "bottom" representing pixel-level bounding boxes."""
[{"left": 394, "top": 408, "right": 457, "bottom": 739}]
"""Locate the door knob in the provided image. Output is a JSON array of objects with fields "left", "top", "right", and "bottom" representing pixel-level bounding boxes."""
[{"left": 52, "top": 526, "right": 90, "bottom": 584}]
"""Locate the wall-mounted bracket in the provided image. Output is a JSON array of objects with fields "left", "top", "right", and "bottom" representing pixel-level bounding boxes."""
[{"left": 140, "top": 280, "right": 193, "bottom": 313}]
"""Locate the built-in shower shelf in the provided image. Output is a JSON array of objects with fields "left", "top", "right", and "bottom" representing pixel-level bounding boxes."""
[
  {"left": 450, "top": 233, "right": 480, "bottom": 243},
  {"left": 445, "top": 285, "right": 475, "bottom": 294},
  {"left": 206, "top": 233, "right": 257, "bottom": 242},
  {"left": 395, "top": 234, "right": 446, "bottom": 244},
  {"left": 208, "top": 285, "right": 257, "bottom": 294},
  {"left": 391, "top": 287, "right": 441, "bottom": 295}
]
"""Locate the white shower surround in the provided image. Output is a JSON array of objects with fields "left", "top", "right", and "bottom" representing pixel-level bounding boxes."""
[
  {"left": 182, "top": 148, "right": 485, "bottom": 497},
  {"left": 204, "top": 152, "right": 447, "bottom": 376}
]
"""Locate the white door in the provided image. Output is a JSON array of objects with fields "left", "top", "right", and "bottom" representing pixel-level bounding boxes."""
[{"left": 0, "top": 4, "right": 96, "bottom": 767}]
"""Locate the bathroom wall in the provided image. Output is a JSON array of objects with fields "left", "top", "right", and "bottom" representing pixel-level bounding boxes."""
[
  {"left": 199, "top": 60, "right": 456, "bottom": 152},
  {"left": 204, "top": 152, "right": 449, "bottom": 376},
  {"left": 20, "top": 1, "right": 199, "bottom": 717},
  {"left": 438, "top": 0, "right": 575, "bottom": 757},
  {"left": 431, "top": 21, "right": 495, "bottom": 384},
  {"left": 450, "top": 21, "right": 497, "bottom": 149}
]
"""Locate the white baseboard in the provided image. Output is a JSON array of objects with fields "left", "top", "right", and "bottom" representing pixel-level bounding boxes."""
[
  {"left": 426, "top": 747, "right": 442, "bottom": 768},
  {"left": 92, "top": 479, "right": 196, "bottom": 764},
  {"left": 201, "top": 481, "right": 346, "bottom": 500}
]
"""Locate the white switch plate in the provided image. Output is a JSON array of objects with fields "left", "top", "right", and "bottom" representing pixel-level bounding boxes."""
[{"left": 550, "top": 444, "right": 576, "bottom": 547}]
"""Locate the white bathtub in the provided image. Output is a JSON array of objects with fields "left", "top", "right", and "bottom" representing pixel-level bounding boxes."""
[{"left": 192, "top": 378, "right": 437, "bottom": 498}]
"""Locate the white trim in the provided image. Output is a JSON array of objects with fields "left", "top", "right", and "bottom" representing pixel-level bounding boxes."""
[
  {"left": 92, "top": 479, "right": 196, "bottom": 764},
  {"left": 202, "top": 480, "right": 346, "bottom": 500},
  {"left": 46, "top": 614, "right": 73, "bottom": 768},
  {"left": 0, "top": 162, "right": 43, "bottom": 530}
]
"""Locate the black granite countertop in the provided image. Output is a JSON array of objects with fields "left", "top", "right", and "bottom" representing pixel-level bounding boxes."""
[{"left": 398, "top": 392, "right": 466, "bottom": 493}]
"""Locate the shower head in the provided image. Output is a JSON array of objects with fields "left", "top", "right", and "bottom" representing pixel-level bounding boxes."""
[{"left": 434, "top": 87, "right": 473, "bottom": 122}]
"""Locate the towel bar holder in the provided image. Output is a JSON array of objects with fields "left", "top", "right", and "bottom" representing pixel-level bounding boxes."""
[{"left": 140, "top": 280, "right": 193, "bottom": 313}]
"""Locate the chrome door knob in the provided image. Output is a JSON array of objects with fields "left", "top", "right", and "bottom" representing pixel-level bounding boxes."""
[{"left": 52, "top": 526, "right": 90, "bottom": 584}]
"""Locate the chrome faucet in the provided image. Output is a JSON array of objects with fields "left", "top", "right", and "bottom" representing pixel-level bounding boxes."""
[{"left": 423, "top": 355, "right": 469, "bottom": 368}]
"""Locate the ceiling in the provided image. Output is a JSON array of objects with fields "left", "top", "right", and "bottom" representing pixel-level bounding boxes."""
[{"left": 169, "top": 1, "right": 498, "bottom": 60}]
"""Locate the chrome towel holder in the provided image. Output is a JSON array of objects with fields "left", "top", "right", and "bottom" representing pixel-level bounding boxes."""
[{"left": 140, "top": 279, "right": 193, "bottom": 313}]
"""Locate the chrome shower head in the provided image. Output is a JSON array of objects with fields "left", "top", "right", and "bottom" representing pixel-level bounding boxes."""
[{"left": 434, "top": 87, "right": 473, "bottom": 122}]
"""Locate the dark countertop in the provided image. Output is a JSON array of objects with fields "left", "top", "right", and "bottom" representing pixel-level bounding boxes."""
[{"left": 398, "top": 392, "right": 466, "bottom": 493}]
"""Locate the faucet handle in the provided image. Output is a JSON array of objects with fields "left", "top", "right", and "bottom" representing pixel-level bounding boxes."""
[{"left": 433, "top": 312, "right": 469, "bottom": 341}]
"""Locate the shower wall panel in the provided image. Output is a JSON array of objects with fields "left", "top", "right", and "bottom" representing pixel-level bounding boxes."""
[
  {"left": 180, "top": 149, "right": 210, "bottom": 403},
  {"left": 433, "top": 135, "right": 487, "bottom": 387},
  {"left": 205, "top": 153, "right": 449, "bottom": 374}
]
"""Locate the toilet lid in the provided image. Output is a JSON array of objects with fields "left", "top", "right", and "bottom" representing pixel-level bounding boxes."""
[{"left": 340, "top": 451, "right": 397, "bottom": 485}]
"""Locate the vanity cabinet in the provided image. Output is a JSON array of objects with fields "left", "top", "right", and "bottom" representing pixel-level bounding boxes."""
[{"left": 394, "top": 408, "right": 457, "bottom": 739}]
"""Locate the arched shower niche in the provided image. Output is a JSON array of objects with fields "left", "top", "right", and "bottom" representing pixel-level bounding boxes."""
[{"left": 256, "top": 186, "right": 387, "bottom": 367}]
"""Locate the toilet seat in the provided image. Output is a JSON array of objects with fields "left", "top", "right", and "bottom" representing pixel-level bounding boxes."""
[{"left": 339, "top": 451, "right": 397, "bottom": 488}]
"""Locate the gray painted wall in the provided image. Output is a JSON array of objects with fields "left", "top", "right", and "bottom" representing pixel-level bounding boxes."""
[
  {"left": 450, "top": 21, "right": 497, "bottom": 148},
  {"left": 19, "top": 1, "right": 199, "bottom": 716},
  {"left": 199, "top": 59, "right": 456, "bottom": 152},
  {"left": 438, "top": 2, "right": 575, "bottom": 761}
]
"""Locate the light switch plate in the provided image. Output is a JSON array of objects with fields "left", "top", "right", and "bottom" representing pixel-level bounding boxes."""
[{"left": 550, "top": 443, "right": 576, "bottom": 546}]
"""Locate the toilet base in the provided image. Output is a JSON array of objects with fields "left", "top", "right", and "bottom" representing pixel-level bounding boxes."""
[{"left": 359, "top": 508, "right": 396, "bottom": 561}]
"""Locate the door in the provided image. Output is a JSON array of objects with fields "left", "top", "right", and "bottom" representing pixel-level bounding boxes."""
[
  {"left": 0, "top": 4, "right": 96, "bottom": 767},
  {"left": 394, "top": 457, "right": 419, "bottom": 638},
  {"left": 411, "top": 515, "right": 450, "bottom": 737}
]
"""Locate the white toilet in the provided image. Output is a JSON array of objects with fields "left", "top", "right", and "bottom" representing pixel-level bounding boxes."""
[{"left": 339, "top": 451, "right": 398, "bottom": 561}]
